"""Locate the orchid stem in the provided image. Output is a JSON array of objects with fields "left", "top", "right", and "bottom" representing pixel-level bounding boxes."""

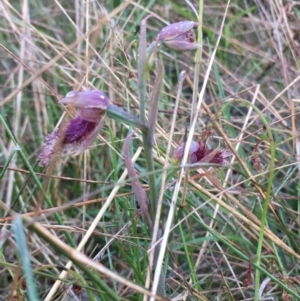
[{"left": 138, "top": 17, "right": 158, "bottom": 223}]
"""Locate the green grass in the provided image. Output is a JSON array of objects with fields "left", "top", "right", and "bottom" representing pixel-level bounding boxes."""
[{"left": 1, "top": 0, "right": 300, "bottom": 300}]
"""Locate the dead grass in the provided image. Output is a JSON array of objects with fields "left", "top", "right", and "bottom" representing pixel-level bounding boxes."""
[{"left": 0, "top": 0, "right": 300, "bottom": 300}]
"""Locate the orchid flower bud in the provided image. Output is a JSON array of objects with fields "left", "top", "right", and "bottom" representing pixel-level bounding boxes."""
[
  {"left": 157, "top": 21, "right": 201, "bottom": 51},
  {"left": 38, "top": 90, "right": 109, "bottom": 167},
  {"left": 173, "top": 141, "right": 232, "bottom": 165}
]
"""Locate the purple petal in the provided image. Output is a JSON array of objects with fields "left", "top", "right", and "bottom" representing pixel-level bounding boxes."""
[
  {"left": 38, "top": 115, "right": 105, "bottom": 167},
  {"left": 79, "top": 107, "right": 106, "bottom": 123},
  {"left": 158, "top": 21, "right": 200, "bottom": 51},
  {"left": 38, "top": 90, "right": 109, "bottom": 167},
  {"left": 158, "top": 21, "right": 197, "bottom": 41},
  {"left": 59, "top": 90, "right": 109, "bottom": 110},
  {"left": 203, "top": 148, "right": 233, "bottom": 165},
  {"left": 173, "top": 141, "right": 186, "bottom": 162},
  {"left": 173, "top": 141, "right": 232, "bottom": 166},
  {"left": 192, "top": 142, "right": 206, "bottom": 163},
  {"left": 163, "top": 40, "right": 201, "bottom": 51},
  {"left": 77, "top": 116, "right": 106, "bottom": 154},
  {"left": 173, "top": 141, "right": 200, "bottom": 163},
  {"left": 63, "top": 116, "right": 97, "bottom": 144}
]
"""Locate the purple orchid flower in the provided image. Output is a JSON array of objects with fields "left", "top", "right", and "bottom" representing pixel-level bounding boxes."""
[
  {"left": 38, "top": 90, "right": 109, "bottom": 167},
  {"left": 157, "top": 21, "right": 201, "bottom": 51},
  {"left": 173, "top": 141, "right": 232, "bottom": 166}
]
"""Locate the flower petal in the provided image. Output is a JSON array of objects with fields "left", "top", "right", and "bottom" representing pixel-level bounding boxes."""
[
  {"left": 63, "top": 116, "right": 97, "bottom": 144},
  {"left": 192, "top": 141, "right": 206, "bottom": 163},
  {"left": 158, "top": 21, "right": 197, "bottom": 41},
  {"left": 38, "top": 90, "right": 109, "bottom": 166},
  {"left": 77, "top": 117, "right": 106, "bottom": 154},
  {"left": 173, "top": 141, "right": 200, "bottom": 163},
  {"left": 79, "top": 107, "right": 106, "bottom": 123},
  {"left": 59, "top": 90, "right": 109, "bottom": 110},
  {"left": 202, "top": 148, "right": 233, "bottom": 165},
  {"left": 173, "top": 140, "right": 232, "bottom": 166},
  {"left": 158, "top": 21, "right": 200, "bottom": 51},
  {"left": 163, "top": 40, "right": 201, "bottom": 51}
]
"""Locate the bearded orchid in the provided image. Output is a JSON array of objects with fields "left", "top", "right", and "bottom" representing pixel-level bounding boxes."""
[
  {"left": 157, "top": 21, "right": 201, "bottom": 51},
  {"left": 38, "top": 90, "right": 108, "bottom": 167},
  {"left": 173, "top": 141, "right": 232, "bottom": 166}
]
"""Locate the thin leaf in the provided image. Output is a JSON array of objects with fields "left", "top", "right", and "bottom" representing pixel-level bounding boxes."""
[
  {"left": 106, "top": 103, "right": 147, "bottom": 132},
  {"left": 13, "top": 216, "right": 39, "bottom": 301},
  {"left": 123, "top": 131, "right": 153, "bottom": 230},
  {"left": 0, "top": 147, "right": 17, "bottom": 181}
]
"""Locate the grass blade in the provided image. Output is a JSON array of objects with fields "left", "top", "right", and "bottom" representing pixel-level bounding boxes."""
[{"left": 13, "top": 215, "right": 39, "bottom": 301}]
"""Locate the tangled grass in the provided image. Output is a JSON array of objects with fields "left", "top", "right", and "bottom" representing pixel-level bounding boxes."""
[{"left": 0, "top": 0, "right": 300, "bottom": 300}]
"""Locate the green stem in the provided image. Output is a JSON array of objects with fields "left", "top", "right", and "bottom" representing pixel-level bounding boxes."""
[
  {"left": 190, "top": 0, "right": 204, "bottom": 122},
  {"left": 106, "top": 104, "right": 147, "bottom": 132},
  {"left": 142, "top": 132, "right": 157, "bottom": 221},
  {"left": 0, "top": 147, "right": 17, "bottom": 181},
  {"left": 138, "top": 18, "right": 158, "bottom": 223},
  {"left": 0, "top": 114, "right": 76, "bottom": 248}
]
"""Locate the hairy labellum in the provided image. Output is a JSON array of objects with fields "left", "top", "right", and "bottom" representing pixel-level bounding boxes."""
[
  {"left": 173, "top": 141, "right": 232, "bottom": 166},
  {"left": 63, "top": 116, "right": 97, "bottom": 144},
  {"left": 38, "top": 90, "right": 109, "bottom": 167}
]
